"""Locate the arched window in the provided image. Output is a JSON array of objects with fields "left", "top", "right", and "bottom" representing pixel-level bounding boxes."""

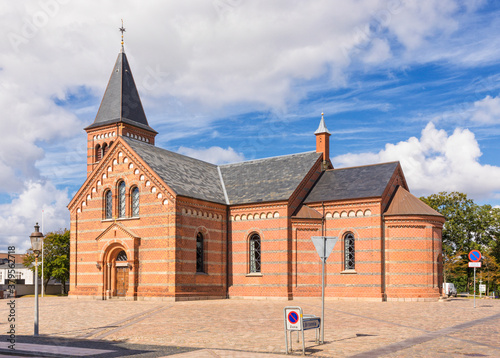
[
  {"left": 96, "top": 144, "right": 102, "bottom": 162},
  {"left": 344, "top": 233, "right": 355, "bottom": 270},
  {"left": 116, "top": 250, "right": 127, "bottom": 261},
  {"left": 118, "top": 181, "right": 126, "bottom": 218},
  {"left": 131, "top": 187, "right": 139, "bottom": 217},
  {"left": 249, "top": 234, "right": 261, "bottom": 273},
  {"left": 104, "top": 190, "right": 112, "bottom": 219},
  {"left": 102, "top": 142, "right": 109, "bottom": 157},
  {"left": 196, "top": 232, "right": 204, "bottom": 273}
]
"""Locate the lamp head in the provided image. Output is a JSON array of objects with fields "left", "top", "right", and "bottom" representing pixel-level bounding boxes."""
[{"left": 29, "top": 223, "right": 44, "bottom": 256}]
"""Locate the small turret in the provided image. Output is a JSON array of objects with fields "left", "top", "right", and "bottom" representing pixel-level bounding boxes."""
[{"left": 315, "top": 113, "right": 332, "bottom": 171}]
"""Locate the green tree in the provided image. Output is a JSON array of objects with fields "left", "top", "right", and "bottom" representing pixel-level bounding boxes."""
[
  {"left": 24, "top": 229, "right": 70, "bottom": 294},
  {"left": 420, "top": 192, "right": 500, "bottom": 293}
]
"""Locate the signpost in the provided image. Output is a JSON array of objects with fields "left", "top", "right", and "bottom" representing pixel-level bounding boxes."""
[
  {"left": 311, "top": 236, "right": 338, "bottom": 344},
  {"left": 468, "top": 250, "right": 481, "bottom": 308},
  {"left": 284, "top": 306, "right": 321, "bottom": 355}
]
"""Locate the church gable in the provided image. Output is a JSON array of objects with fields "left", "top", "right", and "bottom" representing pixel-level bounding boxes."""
[
  {"left": 68, "top": 138, "right": 174, "bottom": 216},
  {"left": 304, "top": 161, "right": 401, "bottom": 203},
  {"left": 96, "top": 222, "right": 140, "bottom": 241}
]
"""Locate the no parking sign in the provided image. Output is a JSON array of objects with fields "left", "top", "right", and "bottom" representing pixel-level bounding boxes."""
[{"left": 285, "top": 307, "right": 302, "bottom": 331}]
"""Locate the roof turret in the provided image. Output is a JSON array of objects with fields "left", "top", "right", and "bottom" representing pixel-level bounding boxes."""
[{"left": 314, "top": 112, "right": 331, "bottom": 134}]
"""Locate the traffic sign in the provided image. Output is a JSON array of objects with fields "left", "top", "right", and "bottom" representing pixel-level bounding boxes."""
[
  {"left": 479, "top": 284, "right": 486, "bottom": 293},
  {"left": 311, "top": 236, "right": 338, "bottom": 260},
  {"left": 284, "top": 308, "right": 301, "bottom": 331},
  {"left": 469, "top": 262, "right": 481, "bottom": 268},
  {"left": 469, "top": 250, "right": 481, "bottom": 262},
  {"left": 288, "top": 311, "right": 299, "bottom": 325}
]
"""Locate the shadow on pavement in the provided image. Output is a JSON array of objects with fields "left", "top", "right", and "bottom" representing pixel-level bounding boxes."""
[{"left": 2, "top": 335, "right": 202, "bottom": 357}]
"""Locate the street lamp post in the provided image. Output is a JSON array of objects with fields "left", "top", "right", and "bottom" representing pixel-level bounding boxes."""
[{"left": 29, "top": 223, "right": 44, "bottom": 336}]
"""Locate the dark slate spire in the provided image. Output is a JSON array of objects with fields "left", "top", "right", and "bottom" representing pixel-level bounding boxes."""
[{"left": 85, "top": 49, "right": 157, "bottom": 133}]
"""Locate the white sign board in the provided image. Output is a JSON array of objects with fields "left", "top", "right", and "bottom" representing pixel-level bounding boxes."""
[
  {"left": 311, "top": 236, "right": 338, "bottom": 261},
  {"left": 284, "top": 307, "right": 302, "bottom": 331},
  {"left": 469, "top": 262, "right": 481, "bottom": 268},
  {"left": 479, "top": 284, "right": 486, "bottom": 293}
]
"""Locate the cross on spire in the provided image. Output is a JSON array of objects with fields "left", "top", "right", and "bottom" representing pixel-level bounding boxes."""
[{"left": 119, "top": 19, "right": 126, "bottom": 49}]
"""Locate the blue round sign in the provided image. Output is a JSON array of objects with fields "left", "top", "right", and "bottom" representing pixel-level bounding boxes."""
[
  {"left": 288, "top": 311, "right": 299, "bottom": 324},
  {"left": 469, "top": 250, "right": 481, "bottom": 262}
]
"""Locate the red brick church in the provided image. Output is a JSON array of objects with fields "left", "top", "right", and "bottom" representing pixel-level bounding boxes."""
[{"left": 68, "top": 46, "right": 445, "bottom": 302}]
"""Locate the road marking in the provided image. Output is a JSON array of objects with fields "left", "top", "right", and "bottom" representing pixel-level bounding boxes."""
[
  {"left": 78, "top": 304, "right": 168, "bottom": 339},
  {"left": 348, "top": 312, "right": 500, "bottom": 357},
  {"left": 94, "top": 305, "right": 171, "bottom": 339}
]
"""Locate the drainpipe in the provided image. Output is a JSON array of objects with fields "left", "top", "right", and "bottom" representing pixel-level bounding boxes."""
[
  {"left": 225, "top": 208, "right": 230, "bottom": 299},
  {"left": 381, "top": 214, "right": 387, "bottom": 302}
]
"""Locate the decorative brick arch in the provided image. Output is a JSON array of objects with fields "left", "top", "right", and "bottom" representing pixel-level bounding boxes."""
[
  {"left": 338, "top": 228, "right": 359, "bottom": 271},
  {"left": 246, "top": 229, "right": 264, "bottom": 274},
  {"left": 195, "top": 226, "right": 210, "bottom": 273},
  {"left": 101, "top": 241, "right": 132, "bottom": 299}
]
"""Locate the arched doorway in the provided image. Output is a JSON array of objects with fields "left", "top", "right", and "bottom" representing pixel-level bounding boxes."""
[{"left": 103, "top": 245, "right": 130, "bottom": 298}]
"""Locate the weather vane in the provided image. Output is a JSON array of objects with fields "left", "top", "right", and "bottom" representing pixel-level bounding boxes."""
[{"left": 119, "top": 19, "right": 126, "bottom": 48}]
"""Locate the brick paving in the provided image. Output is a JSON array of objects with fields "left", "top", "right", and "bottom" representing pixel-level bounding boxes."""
[{"left": 1, "top": 296, "right": 500, "bottom": 357}]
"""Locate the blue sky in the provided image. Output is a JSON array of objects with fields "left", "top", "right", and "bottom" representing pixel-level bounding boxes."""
[{"left": 1, "top": 0, "right": 500, "bottom": 251}]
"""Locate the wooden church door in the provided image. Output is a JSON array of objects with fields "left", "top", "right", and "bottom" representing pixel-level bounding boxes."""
[
  {"left": 115, "top": 250, "right": 129, "bottom": 297},
  {"left": 115, "top": 267, "right": 129, "bottom": 296}
]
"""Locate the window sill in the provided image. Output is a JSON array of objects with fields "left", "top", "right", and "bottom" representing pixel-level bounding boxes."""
[
  {"left": 246, "top": 273, "right": 263, "bottom": 277},
  {"left": 196, "top": 272, "right": 208, "bottom": 275},
  {"left": 341, "top": 269, "right": 357, "bottom": 274}
]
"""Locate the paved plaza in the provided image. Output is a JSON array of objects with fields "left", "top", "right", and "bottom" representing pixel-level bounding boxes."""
[{"left": 1, "top": 296, "right": 500, "bottom": 357}]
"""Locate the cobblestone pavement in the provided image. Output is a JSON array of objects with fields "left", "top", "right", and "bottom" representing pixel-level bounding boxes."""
[{"left": 1, "top": 296, "right": 500, "bottom": 357}]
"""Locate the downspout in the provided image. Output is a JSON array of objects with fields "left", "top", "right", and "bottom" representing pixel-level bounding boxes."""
[
  {"left": 226, "top": 208, "right": 230, "bottom": 299},
  {"left": 75, "top": 210, "right": 78, "bottom": 290},
  {"left": 217, "top": 166, "right": 230, "bottom": 299},
  {"left": 381, "top": 213, "right": 387, "bottom": 302}
]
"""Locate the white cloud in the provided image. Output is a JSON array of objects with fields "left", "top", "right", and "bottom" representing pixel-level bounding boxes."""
[
  {"left": 384, "top": 0, "right": 459, "bottom": 50},
  {"left": 362, "top": 38, "right": 392, "bottom": 64},
  {"left": 0, "top": 181, "right": 70, "bottom": 253},
  {"left": 333, "top": 122, "right": 500, "bottom": 200},
  {"left": 471, "top": 95, "right": 500, "bottom": 124},
  {"left": 177, "top": 146, "right": 244, "bottom": 165},
  {"left": 0, "top": 85, "right": 81, "bottom": 193}
]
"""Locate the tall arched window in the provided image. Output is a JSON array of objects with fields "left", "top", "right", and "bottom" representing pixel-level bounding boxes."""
[
  {"left": 131, "top": 187, "right": 139, "bottom": 217},
  {"left": 118, "top": 181, "right": 126, "bottom": 218},
  {"left": 102, "top": 142, "right": 108, "bottom": 157},
  {"left": 249, "top": 234, "right": 261, "bottom": 273},
  {"left": 196, "top": 232, "right": 204, "bottom": 273},
  {"left": 344, "top": 233, "right": 355, "bottom": 270},
  {"left": 104, "top": 190, "right": 112, "bottom": 219},
  {"left": 96, "top": 144, "right": 102, "bottom": 162}
]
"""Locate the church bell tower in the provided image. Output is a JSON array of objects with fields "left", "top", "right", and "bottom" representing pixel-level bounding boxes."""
[{"left": 84, "top": 23, "right": 157, "bottom": 175}]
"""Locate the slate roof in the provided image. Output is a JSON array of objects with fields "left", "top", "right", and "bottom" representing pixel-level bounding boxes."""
[
  {"left": 85, "top": 50, "right": 157, "bottom": 134},
  {"left": 124, "top": 137, "right": 226, "bottom": 204},
  {"left": 126, "top": 137, "right": 322, "bottom": 205},
  {"left": 304, "top": 162, "right": 399, "bottom": 203},
  {"left": 220, "top": 152, "right": 322, "bottom": 205},
  {"left": 384, "top": 186, "right": 443, "bottom": 217}
]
